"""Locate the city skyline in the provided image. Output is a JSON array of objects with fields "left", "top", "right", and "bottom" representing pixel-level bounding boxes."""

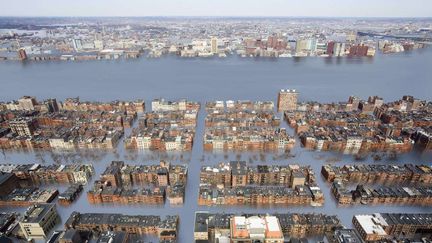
[
  {"left": 0, "top": 1, "right": 431, "bottom": 242},
  {"left": 0, "top": 0, "right": 431, "bottom": 18}
]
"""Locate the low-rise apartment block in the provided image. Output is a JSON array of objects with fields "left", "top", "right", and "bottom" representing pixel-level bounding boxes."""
[
  {"left": 285, "top": 94, "right": 432, "bottom": 153},
  {"left": 322, "top": 164, "right": 432, "bottom": 185},
  {"left": 323, "top": 163, "right": 432, "bottom": 206},
  {"left": 353, "top": 213, "right": 432, "bottom": 242},
  {"left": 0, "top": 163, "right": 93, "bottom": 207},
  {"left": 204, "top": 100, "right": 295, "bottom": 151},
  {"left": 0, "top": 96, "right": 146, "bottom": 150},
  {"left": 194, "top": 212, "right": 340, "bottom": 242},
  {"left": 0, "top": 187, "right": 58, "bottom": 207},
  {"left": 125, "top": 99, "right": 199, "bottom": 151},
  {"left": 87, "top": 161, "right": 187, "bottom": 205},
  {"left": 199, "top": 161, "right": 323, "bottom": 206},
  {"left": 0, "top": 163, "right": 94, "bottom": 185},
  {"left": 65, "top": 212, "right": 178, "bottom": 241},
  {"left": 332, "top": 182, "right": 432, "bottom": 206}
]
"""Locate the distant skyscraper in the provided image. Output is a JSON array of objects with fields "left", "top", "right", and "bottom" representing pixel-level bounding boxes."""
[
  {"left": 316, "top": 42, "right": 327, "bottom": 54},
  {"left": 211, "top": 37, "right": 218, "bottom": 54},
  {"left": 348, "top": 96, "right": 361, "bottom": 110},
  {"left": 72, "top": 39, "right": 83, "bottom": 51},
  {"left": 277, "top": 89, "right": 298, "bottom": 112},
  {"left": 18, "top": 48, "right": 27, "bottom": 60},
  {"left": 327, "top": 41, "right": 335, "bottom": 56},
  {"left": 368, "top": 96, "right": 384, "bottom": 107},
  {"left": 348, "top": 44, "right": 368, "bottom": 57},
  {"left": 333, "top": 42, "right": 346, "bottom": 57},
  {"left": 294, "top": 39, "right": 317, "bottom": 55},
  {"left": 309, "top": 39, "right": 317, "bottom": 53},
  {"left": 45, "top": 98, "right": 59, "bottom": 112},
  {"left": 18, "top": 96, "right": 37, "bottom": 111},
  {"left": 267, "top": 36, "right": 278, "bottom": 49},
  {"left": 9, "top": 117, "right": 37, "bottom": 136},
  {"left": 295, "top": 39, "right": 313, "bottom": 54}
]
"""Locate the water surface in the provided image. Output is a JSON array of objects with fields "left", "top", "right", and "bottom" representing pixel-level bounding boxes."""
[{"left": 0, "top": 50, "right": 431, "bottom": 242}]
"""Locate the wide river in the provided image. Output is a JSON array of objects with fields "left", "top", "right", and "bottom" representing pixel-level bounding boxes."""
[{"left": 0, "top": 49, "right": 431, "bottom": 242}]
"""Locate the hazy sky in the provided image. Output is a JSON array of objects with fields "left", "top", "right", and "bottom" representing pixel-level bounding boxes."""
[{"left": 0, "top": 0, "right": 431, "bottom": 17}]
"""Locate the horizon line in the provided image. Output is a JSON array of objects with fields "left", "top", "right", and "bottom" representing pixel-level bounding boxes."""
[{"left": 1, "top": 15, "right": 432, "bottom": 19}]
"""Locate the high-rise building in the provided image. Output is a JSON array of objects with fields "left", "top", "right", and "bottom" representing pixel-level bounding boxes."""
[
  {"left": 211, "top": 37, "right": 218, "bottom": 54},
  {"left": 368, "top": 96, "right": 384, "bottom": 108},
  {"left": 18, "top": 48, "right": 28, "bottom": 60},
  {"left": 9, "top": 117, "right": 37, "bottom": 136},
  {"left": 18, "top": 96, "right": 37, "bottom": 111},
  {"left": 267, "top": 36, "right": 277, "bottom": 49},
  {"left": 348, "top": 96, "right": 361, "bottom": 110},
  {"left": 309, "top": 39, "right": 317, "bottom": 53},
  {"left": 277, "top": 89, "right": 298, "bottom": 112},
  {"left": 333, "top": 42, "right": 346, "bottom": 57},
  {"left": 295, "top": 39, "right": 315, "bottom": 54},
  {"left": 72, "top": 39, "right": 83, "bottom": 52},
  {"left": 327, "top": 41, "right": 335, "bottom": 56},
  {"left": 44, "top": 98, "right": 59, "bottom": 112},
  {"left": 316, "top": 42, "right": 328, "bottom": 55},
  {"left": 348, "top": 44, "right": 369, "bottom": 57},
  {"left": 19, "top": 204, "right": 60, "bottom": 240}
]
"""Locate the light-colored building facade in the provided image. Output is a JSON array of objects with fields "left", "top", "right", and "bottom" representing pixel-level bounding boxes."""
[
  {"left": 211, "top": 37, "right": 218, "bottom": 54},
  {"left": 230, "top": 215, "right": 284, "bottom": 243},
  {"left": 19, "top": 203, "right": 60, "bottom": 240},
  {"left": 18, "top": 96, "right": 37, "bottom": 111}
]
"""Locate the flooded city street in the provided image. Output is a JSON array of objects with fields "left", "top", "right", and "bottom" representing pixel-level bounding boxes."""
[{"left": 0, "top": 49, "right": 431, "bottom": 242}]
